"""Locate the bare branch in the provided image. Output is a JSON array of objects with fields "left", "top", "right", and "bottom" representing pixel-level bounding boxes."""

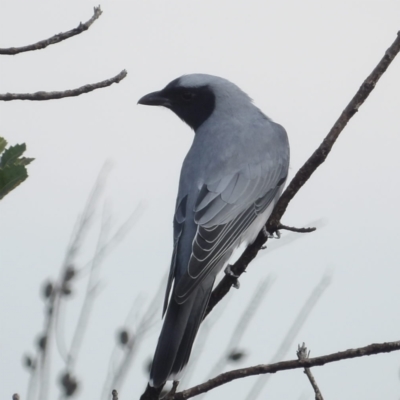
[
  {"left": 174, "top": 340, "right": 400, "bottom": 400},
  {"left": 245, "top": 273, "right": 331, "bottom": 400},
  {"left": 297, "top": 343, "right": 324, "bottom": 400},
  {"left": 103, "top": 275, "right": 165, "bottom": 399},
  {"left": 0, "top": 70, "right": 127, "bottom": 101},
  {"left": 35, "top": 167, "right": 110, "bottom": 400},
  {"left": 202, "top": 277, "right": 274, "bottom": 388},
  {"left": 256, "top": 219, "right": 326, "bottom": 258},
  {"left": 278, "top": 224, "right": 316, "bottom": 233},
  {"left": 0, "top": 6, "right": 102, "bottom": 55},
  {"left": 56, "top": 198, "right": 143, "bottom": 396},
  {"left": 268, "top": 31, "right": 400, "bottom": 232},
  {"left": 206, "top": 30, "right": 400, "bottom": 317},
  {"left": 65, "top": 201, "right": 112, "bottom": 370}
]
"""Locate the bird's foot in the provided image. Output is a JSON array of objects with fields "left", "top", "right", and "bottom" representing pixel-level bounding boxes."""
[
  {"left": 139, "top": 384, "right": 163, "bottom": 400},
  {"left": 224, "top": 264, "right": 240, "bottom": 289},
  {"left": 165, "top": 381, "right": 179, "bottom": 400},
  {"left": 262, "top": 225, "right": 281, "bottom": 239}
]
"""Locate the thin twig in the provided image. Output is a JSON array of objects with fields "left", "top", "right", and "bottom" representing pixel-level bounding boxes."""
[
  {"left": 205, "top": 30, "right": 400, "bottom": 317},
  {"left": 56, "top": 202, "right": 143, "bottom": 396},
  {"left": 173, "top": 340, "right": 400, "bottom": 400},
  {"left": 80, "top": 202, "right": 146, "bottom": 277},
  {"left": 36, "top": 167, "right": 110, "bottom": 400},
  {"left": 25, "top": 360, "right": 39, "bottom": 400},
  {"left": 103, "top": 276, "right": 165, "bottom": 399},
  {"left": 278, "top": 224, "right": 316, "bottom": 233},
  {"left": 200, "top": 276, "right": 274, "bottom": 394},
  {"left": 66, "top": 202, "right": 112, "bottom": 370},
  {"left": 63, "top": 164, "right": 111, "bottom": 269},
  {"left": 0, "top": 7, "right": 102, "bottom": 55},
  {"left": 245, "top": 273, "right": 331, "bottom": 400},
  {"left": 0, "top": 70, "right": 127, "bottom": 101},
  {"left": 297, "top": 343, "right": 324, "bottom": 400},
  {"left": 256, "top": 219, "right": 326, "bottom": 259},
  {"left": 53, "top": 166, "right": 112, "bottom": 364}
]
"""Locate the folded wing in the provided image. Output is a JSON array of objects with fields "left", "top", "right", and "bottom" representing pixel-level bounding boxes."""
[{"left": 174, "top": 159, "right": 288, "bottom": 304}]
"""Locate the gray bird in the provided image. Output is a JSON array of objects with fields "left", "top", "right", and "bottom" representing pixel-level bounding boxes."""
[{"left": 138, "top": 74, "right": 289, "bottom": 388}]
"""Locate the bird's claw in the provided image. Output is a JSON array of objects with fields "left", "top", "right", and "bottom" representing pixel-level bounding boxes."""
[
  {"left": 224, "top": 264, "right": 240, "bottom": 289},
  {"left": 165, "top": 381, "right": 179, "bottom": 400},
  {"left": 262, "top": 226, "right": 281, "bottom": 239}
]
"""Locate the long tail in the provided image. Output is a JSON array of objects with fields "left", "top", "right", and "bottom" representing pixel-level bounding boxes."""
[{"left": 149, "top": 275, "right": 214, "bottom": 388}]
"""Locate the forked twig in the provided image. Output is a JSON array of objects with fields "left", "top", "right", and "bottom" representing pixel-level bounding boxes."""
[
  {"left": 297, "top": 343, "right": 324, "bottom": 400},
  {"left": 0, "top": 7, "right": 102, "bottom": 55},
  {"left": 245, "top": 274, "right": 331, "bottom": 400},
  {"left": 174, "top": 340, "right": 400, "bottom": 399}
]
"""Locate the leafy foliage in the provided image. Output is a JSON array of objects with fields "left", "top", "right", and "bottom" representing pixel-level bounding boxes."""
[{"left": 0, "top": 137, "right": 34, "bottom": 200}]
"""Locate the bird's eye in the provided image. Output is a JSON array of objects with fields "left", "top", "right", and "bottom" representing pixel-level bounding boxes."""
[{"left": 181, "top": 91, "right": 194, "bottom": 101}]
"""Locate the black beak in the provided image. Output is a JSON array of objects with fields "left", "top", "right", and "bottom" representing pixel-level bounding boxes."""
[{"left": 138, "top": 90, "right": 171, "bottom": 107}]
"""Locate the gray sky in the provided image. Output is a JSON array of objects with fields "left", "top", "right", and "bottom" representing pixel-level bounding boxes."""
[{"left": 1, "top": 1, "right": 400, "bottom": 399}]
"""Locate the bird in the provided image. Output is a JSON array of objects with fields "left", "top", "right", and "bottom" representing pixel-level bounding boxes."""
[{"left": 138, "top": 74, "right": 290, "bottom": 389}]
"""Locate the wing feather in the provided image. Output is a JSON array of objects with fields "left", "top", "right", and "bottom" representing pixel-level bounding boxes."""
[
  {"left": 163, "top": 195, "right": 187, "bottom": 315},
  {"left": 173, "top": 157, "right": 287, "bottom": 303},
  {"left": 195, "top": 196, "right": 236, "bottom": 226},
  {"left": 225, "top": 173, "right": 251, "bottom": 204}
]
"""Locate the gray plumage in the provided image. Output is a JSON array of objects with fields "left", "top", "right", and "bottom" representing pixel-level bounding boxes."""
[{"left": 138, "top": 74, "right": 289, "bottom": 388}]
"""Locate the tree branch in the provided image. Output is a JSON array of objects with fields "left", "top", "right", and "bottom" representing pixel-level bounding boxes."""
[
  {"left": 205, "top": 30, "right": 400, "bottom": 317},
  {"left": 268, "top": 31, "right": 400, "bottom": 231},
  {"left": 297, "top": 343, "right": 324, "bottom": 400},
  {"left": 278, "top": 223, "right": 316, "bottom": 233},
  {"left": 174, "top": 340, "right": 400, "bottom": 399},
  {"left": 0, "top": 6, "right": 102, "bottom": 55},
  {"left": 0, "top": 70, "right": 127, "bottom": 101},
  {"left": 245, "top": 274, "right": 331, "bottom": 400}
]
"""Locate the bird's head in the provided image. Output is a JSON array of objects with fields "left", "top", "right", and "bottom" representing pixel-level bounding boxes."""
[{"left": 138, "top": 74, "right": 252, "bottom": 130}]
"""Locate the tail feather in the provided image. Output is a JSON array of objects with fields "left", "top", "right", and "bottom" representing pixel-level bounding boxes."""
[{"left": 150, "top": 276, "right": 214, "bottom": 388}]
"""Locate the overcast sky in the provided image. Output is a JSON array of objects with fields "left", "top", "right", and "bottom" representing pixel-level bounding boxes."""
[{"left": 1, "top": 1, "right": 400, "bottom": 399}]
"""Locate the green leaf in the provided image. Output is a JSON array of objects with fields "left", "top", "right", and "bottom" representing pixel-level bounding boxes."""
[
  {"left": 0, "top": 143, "right": 27, "bottom": 168},
  {"left": 0, "top": 137, "right": 34, "bottom": 200},
  {"left": 0, "top": 137, "right": 7, "bottom": 154}
]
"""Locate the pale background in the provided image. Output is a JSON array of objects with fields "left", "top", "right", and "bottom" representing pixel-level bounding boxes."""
[{"left": 1, "top": 1, "right": 400, "bottom": 399}]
